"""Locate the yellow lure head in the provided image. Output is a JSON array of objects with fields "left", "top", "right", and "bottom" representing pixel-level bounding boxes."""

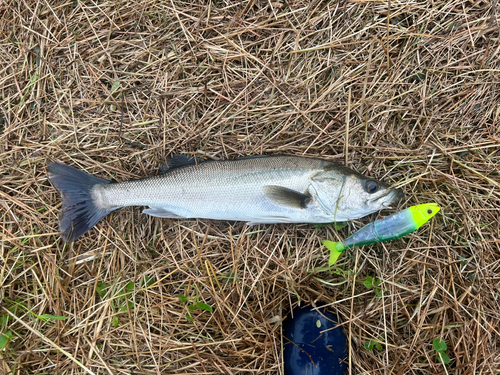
[{"left": 408, "top": 203, "right": 440, "bottom": 228}]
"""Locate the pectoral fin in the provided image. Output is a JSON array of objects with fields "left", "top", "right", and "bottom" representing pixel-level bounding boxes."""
[{"left": 263, "top": 186, "right": 310, "bottom": 209}]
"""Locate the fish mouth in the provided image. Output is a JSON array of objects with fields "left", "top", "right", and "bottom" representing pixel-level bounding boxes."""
[{"left": 370, "top": 188, "right": 405, "bottom": 208}]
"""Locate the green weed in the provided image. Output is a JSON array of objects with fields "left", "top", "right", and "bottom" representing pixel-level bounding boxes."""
[
  {"left": 0, "top": 331, "right": 13, "bottom": 350},
  {"left": 96, "top": 275, "right": 155, "bottom": 327},
  {"left": 365, "top": 334, "right": 385, "bottom": 351},
  {"left": 433, "top": 338, "right": 450, "bottom": 364},
  {"left": 5, "top": 298, "right": 67, "bottom": 323},
  {"left": 178, "top": 294, "right": 213, "bottom": 323},
  {"left": 313, "top": 221, "right": 348, "bottom": 229},
  {"left": 363, "top": 276, "right": 382, "bottom": 297}
]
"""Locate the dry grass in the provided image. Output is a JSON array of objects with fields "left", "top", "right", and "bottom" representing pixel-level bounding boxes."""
[{"left": 1, "top": 0, "right": 500, "bottom": 374}]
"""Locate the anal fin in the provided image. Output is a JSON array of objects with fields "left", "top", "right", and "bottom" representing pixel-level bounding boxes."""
[{"left": 143, "top": 207, "right": 186, "bottom": 218}]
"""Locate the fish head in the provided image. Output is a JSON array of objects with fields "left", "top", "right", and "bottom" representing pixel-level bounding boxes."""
[{"left": 310, "top": 166, "right": 404, "bottom": 221}]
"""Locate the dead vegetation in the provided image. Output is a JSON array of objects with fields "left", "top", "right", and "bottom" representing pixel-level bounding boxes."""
[{"left": 1, "top": 0, "right": 499, "bottom": 374}]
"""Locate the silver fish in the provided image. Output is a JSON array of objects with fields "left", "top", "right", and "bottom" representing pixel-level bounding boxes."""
[{"left": 48, "top": 155, "right": 404, "bottom": 242}]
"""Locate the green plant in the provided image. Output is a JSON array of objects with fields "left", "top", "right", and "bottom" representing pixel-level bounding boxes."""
[
  {"left": 0, "top": 331, "right": 13, "bottom": 350},
  {"left": 314, "top": 221, "right": 348, "bottom": 229},
  {"left": 0, "top": 304, "right": 17, "bottom": 350},
  {"left": 5, "top": 298, "right": 67, "bottom": 323},
  {"left": 363, "top": 276, "right": 382, "bottom": 297},
  {"left": 364, "top": 335, "right": 384, "bottom": 351},
  {"left": 178, "top": 294, "right": 213, "bottom": 322},
  {"left": 0, "top": 312, "right": 12, "bottom": 326},
  {"left": 433, "top": 338, "right": 450, "bottom": 364},
  {"left": 96, "top": 275, "right": 155, "bottom": 327}
]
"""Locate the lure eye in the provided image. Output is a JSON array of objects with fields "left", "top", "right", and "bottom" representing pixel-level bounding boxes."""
[
  {"left": 365, "top": 180, "right": 378, "bottom": 194},
  {"left": 427, "top": 209, "right": 433, "bottom": 214}
]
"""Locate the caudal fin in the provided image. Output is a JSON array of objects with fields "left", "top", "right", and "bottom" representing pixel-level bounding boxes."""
[{"left": 48, "top": 163, "right": 114, "bottom": 242}]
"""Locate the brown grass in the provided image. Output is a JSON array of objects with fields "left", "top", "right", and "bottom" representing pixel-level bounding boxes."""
[{"left": 1, "top": 0, "right": 500, "bottom": 374}]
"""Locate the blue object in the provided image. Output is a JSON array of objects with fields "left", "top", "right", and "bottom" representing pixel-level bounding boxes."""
[{"left": 283, "top": 304, "right": 347, "bottom": 375}]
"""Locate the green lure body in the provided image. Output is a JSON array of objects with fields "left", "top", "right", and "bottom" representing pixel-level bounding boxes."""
[{"left": 323, "top": 203, "right": 440, "bottom": 265}]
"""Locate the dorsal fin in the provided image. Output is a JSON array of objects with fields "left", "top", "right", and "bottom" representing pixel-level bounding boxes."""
[
  {"left": 263, "top": 186, "right": 310, "bottom": 209},
  {"left": 159, "top": 155, "right": 205, "bottom": 174}
]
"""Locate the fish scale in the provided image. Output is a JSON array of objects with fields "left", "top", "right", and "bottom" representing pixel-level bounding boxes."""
[{"left": 100, "top": 160, "right": 312, "bottom": 209}]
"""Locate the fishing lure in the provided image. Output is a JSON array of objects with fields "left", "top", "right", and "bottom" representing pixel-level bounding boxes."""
[{"left": 322, "top": 203, "right": 440, "bottom": 266}]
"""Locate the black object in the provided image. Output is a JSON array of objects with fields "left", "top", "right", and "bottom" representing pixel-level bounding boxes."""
[{"left": 283, "top": 304, "right": 347, "bottom": 375}]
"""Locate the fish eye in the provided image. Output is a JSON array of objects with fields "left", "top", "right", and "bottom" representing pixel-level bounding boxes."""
[
  {"left": 427, "top": 209, "right": 433, "bottom": 214},
  {"left": 365, "top": 180, "right": 378, "bottom": 194}
]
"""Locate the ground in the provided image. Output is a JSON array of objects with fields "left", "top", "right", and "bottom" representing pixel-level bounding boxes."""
[{"left": 0, "top": 0, "right": 499, "bottom": 374}]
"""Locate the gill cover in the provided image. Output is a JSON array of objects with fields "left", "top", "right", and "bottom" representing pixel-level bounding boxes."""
[{"left": 310, "top": 168, "right": 399, "bottom": 221}]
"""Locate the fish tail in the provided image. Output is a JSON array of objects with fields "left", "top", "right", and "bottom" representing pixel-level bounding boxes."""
[
  {"left": 321, "top": 240, "right": 346, "bottom": 266},
  {"left": 48, "top": 163, "right": 114, "bottom": 242}
]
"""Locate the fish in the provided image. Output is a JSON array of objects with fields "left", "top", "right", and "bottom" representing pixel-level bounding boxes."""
[
  {"left": 47, "top": 155, "right": 404, "bottom": 242},
  {"left": 322, "top": 203, "right": 440, "bottom": 265}
]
